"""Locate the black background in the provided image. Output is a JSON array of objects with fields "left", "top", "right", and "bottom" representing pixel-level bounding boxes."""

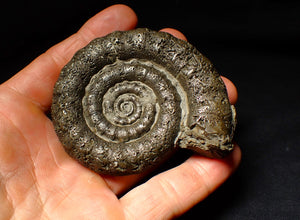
[{"left": 1, "top": 0, "right": 299, "bottom": 219}]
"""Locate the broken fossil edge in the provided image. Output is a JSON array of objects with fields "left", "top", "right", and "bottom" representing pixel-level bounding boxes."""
[{"left": 51, "top": 28, "right": 237, "bottom": 175}]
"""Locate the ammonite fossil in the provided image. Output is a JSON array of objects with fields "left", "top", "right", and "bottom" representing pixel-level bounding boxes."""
[{"left": 51, "top": 28, "right": 236, "bottom": 175}]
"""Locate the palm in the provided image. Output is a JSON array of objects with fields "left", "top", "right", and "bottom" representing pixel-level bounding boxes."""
[
  {"left": 0, "top": 5, "right": 241, "bottom": 219},
  {"left": 0, "top": 87, "right": 126, "bottom": 219}
]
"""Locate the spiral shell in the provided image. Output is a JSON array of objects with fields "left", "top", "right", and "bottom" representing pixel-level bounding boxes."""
[{"left": 51, "top": 28, "right": 236, "bottom": 175}]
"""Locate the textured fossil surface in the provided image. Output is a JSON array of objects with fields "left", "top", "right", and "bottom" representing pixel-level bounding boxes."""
[{"left": 51, "top": 28, "right": 236, "bottom": 175}]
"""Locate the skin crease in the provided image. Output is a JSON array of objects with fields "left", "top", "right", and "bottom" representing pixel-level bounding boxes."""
[{"left": 0, "top": 4, "right": 241, "bottom": 220}]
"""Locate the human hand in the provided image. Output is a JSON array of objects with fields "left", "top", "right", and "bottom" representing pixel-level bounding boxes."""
[{"left": 0, "top": 4, "right": 241, "bottom": 219}]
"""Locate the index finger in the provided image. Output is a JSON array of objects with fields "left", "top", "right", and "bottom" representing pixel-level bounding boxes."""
[{"left": 3, "top": 4, "right": 138, "bottom": 110}]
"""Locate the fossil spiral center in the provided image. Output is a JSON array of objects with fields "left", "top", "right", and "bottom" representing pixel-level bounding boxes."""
[
  {"left": 109, "top": 93, "right": 141, "bottom": 124},
  {"left": 82, "top": 60, "right": 162, "bottom": 143},
  {"left": 119, "top": 100, "right": 134, "bottom": 116},
  {"left": 102, "top": 81, "right": 156, "bottom": 127}
]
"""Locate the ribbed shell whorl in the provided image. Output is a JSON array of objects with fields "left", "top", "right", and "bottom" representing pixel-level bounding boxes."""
[{"left": 51, "top": 28, "right": 236, "bottom": 175}]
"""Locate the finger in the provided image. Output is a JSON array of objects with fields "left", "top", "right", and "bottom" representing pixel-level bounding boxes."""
[
  {"left": 221, "top": 76, "right": 238, "bottom": 104},
  {"left": 3, "top": 4, "right": 138, "bottom": 110},
  {"left": 120, "top": 144, "right": 241, "bottom": 219},
  {"left": 160, "top": 28, "right": 188, "bottom": 41}
]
